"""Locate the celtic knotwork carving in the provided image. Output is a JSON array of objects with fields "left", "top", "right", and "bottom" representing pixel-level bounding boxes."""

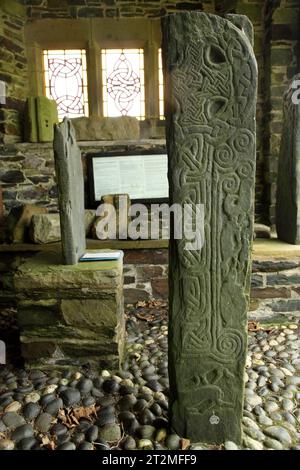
[
  {"left": 107, "top": 52, "right": 141, "bottom": 116},
  {"left": 48, "top": 57, "right": 85, "bottom": 117},
  {"left": 182, "top": 321, "right": 211, "bottom": 355},
  {"left": 164, "top": 12, "right": 257, "bottom": 442}
]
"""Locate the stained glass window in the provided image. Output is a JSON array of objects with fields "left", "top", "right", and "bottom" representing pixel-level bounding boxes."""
[
  {"left": 158, "top": 48, "right": 165, "bottom": 120},
  {"left": 101, "top": 49, "right": 145, "bottom": 120},
  {"left": 43, "top": 49, "right": 89, "bottom": 120}
]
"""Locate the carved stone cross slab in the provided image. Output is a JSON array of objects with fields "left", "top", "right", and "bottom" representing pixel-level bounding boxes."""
[
  {"left": 162, "top": 12, "right": 257, "bottom": 444},
  {"left": 54, "top": 118, "right": 86, "bottom": 265}
]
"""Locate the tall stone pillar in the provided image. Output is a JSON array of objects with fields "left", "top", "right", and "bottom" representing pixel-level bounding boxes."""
[
  {"left": 162, "top": 12, "right": 257, "bottom": 444},
  {"left": 276, "top": 74, "right": 300, "bottom": 245}
]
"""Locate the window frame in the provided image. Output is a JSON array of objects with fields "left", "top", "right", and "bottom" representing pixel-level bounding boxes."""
[{"left": 25, "top": 18, "right": 163, "bottom": 123}]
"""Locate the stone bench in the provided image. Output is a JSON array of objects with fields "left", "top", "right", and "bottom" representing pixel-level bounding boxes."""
[{"left": 13, "top": 251, "right": 124, "bottom": 370}]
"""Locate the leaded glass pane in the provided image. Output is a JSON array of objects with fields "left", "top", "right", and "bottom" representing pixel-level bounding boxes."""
[
  {"left": 101, "top": 49, "right": 145, "bottom": 120},
  {"left": 158, "top": 48, "right": 165, "bottom": 120},
  {"left": 43, "top": 49, "right": 89, "bottom": 120}
]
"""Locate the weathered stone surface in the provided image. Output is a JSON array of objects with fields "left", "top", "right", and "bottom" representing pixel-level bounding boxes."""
[
  {"left": 60, "top": 298, "right": 119, "bottom": 328},
  {"left": 29, "top": 214, "right": 61, "bottom": 244},
  {"left": 24, "top": 97, "right": 59, "bottom": 143},
  {"left": 53, "top": 118, "right": 86, "bottom": 264},
  {"left": 29, "top": 210, "right": 96, "bottom": 244},
  {"left": 84, "top": 209, "right": 96, "bottom": 236},
  {"left": 162, "top": 12, "right": 257, "bottom": 444},
  {"left": 17, "top": 299, "right": 61, "bottom": 327},
  {"left": 36, "top": 97, "right": 58, "bottom": 143},
  {"left": 276, "top": 74, "right": 300, "bottom": 245},
  {"left": 71, "top": 116, "right": 140, "bottom": 141},
  {"left": 5, "top": 204, "right": 48, "bottom": 243},
  {"left": 14, "top": 250, "right": 125, "bottom": 369},
  {"left": 14, "top": 251, "right": 123, "bottom": 294}
]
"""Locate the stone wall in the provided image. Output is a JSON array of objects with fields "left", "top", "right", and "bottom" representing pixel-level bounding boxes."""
[
  {"left": 123, "top": 250, "right": 300, "bottom": 323},
  {"left": 265, "top": 0, "right": 300, "bottom": 225},
  {"left": 250, "top": 258, "right": 300, "bottom": 322},
  {"left": 0, "top": 143, "right": 56, "bottom": 214},
  {"left": 25, "top": 0, "right": 206, "bottom": 18},
  {"left": 0, "top": 0, "right": 28, "bottom": 144},
  {"left": 0, "top": 140, "right": 165, "bottom": 215},
  {"left": 2, "top": 247, "right": 300, "bottom": 323}
]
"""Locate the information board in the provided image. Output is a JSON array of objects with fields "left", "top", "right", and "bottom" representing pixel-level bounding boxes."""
[{"left": 89, "top": 153, "right": 169, "bottom": 203}]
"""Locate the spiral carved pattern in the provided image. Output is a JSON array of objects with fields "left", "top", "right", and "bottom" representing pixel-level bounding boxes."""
[
  {"left": 216, "top": 329, "right": 243, "bottom": 359},
  {"left": 215, "top": 144, "right": 236, "bottom": 170},
  {"left": 231, "top": 129, "right": 254, "bottom": 153}
]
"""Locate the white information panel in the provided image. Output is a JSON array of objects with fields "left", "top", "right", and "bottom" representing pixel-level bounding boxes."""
[{"left": 92, "top": 154, "right": 169, "bottom": 200}]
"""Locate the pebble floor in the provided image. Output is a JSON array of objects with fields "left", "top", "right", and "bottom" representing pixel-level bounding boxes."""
[{"left": 0, "top": 307, "right": 300, "bottom": 451}]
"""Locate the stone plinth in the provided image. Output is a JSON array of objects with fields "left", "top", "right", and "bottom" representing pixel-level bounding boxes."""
[{"left": 14, "top": 251, "right": 125, "bottom": 370}]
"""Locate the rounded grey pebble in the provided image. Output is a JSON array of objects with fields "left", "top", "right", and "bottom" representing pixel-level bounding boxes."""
[
  {"left": 119, "top": 384, "right": 135, "bottom": 395},
  {"left": 35, "top": 412, "right": 53, "bottom": 433},
  {"left": 281, "top": 399, "right": 294, "bottom": 412},
  {"left": 78, "top": 441, "right": 94, "bottom": 450},
  {"left": 51, "top": 423, "right": 68, "bottom": 437},
  {"left": 77, "top": 378, "right": 93, "bottom": 395},
  {"left": 57, "top": 442, "right": 76, "bottom": 450},
  {"left": 40, "top": 393, "right": 56, "bottom": 407},
  {"left": 72, "top": 432, "right": 86, "bottom": 445},
  {"left": 30, "top": 370, "right": 46, "bottom": 381},
  {"left": 98, "top": 423, "right": 121, "bottom": 442},
  {"left": 45, "top": 398, "right": 63, "bottom": 416},
  {"left": 98, "top": 396, "right": 115, "bottom": 407},
  {"left": 91, "top": 387, "right": 103, "bottom": 399},
  {"left": 77, "top": 420, "right": 93, "bottom": 432},
  {"left": 82, "top": 396, "right": 96, "bottom": 407},
  {"left": 137, "top": 425, "right": 156, "bottom": 439},
  {"left": 86, "top": 425, "right": 98, "bottom": 443},
  {"left": 118, "top": 394, "right": 137, "bottom": 411},
  {"left": 258, "top": 415, "right": 273, "bottom": 426},
  {"left": 11, "top": 424, "right": 34, "bottom": 443},
  {"left": 122, "top": 436, "right": 137, "bottom": 450},
  {"left": 224, "top": 441, "right": 238, "bottom": 450},
  {"left": 257, "top": 387, "right": 269, "bottom": 397},
  {"left": 264, "top": 437, "right": 283, "bottom": 450},
  {"left": 60, "top": 388, "right": 81, "bottom": 407},
  {"left": 139, "top": 408, "right": 155, "bottom": 425},
  {"left": 94, "top": 438, "right": 110, "bottom": 450},
  {"left": 146, "top": 380, "right": 163, "bottom": 392},
  {"left": 18, "top": 437, "right": 38, "bottom": 450},
  {"left": 133, "top": 399, "right": 148, "bottom": 413},
  {"left": 264, "top": 401, "right": 279, "bottom": 414},
  {"left": 23, "top": 403, "right": 41, "bottom": 421},
  {"left": 2, "top": 412, "right": 25, "bottom": 430},
  {"left": 166, "top": 434, "right": 181, "bottom": 450},
  {"left": 264, "top": 426, "right": 292, "bottom": 446},
  {"left": 281, "top": 411, "right": 296, "bottom": 426},
  {"left": 150, "top": 403, "right": 162, "bottom": 417},
  {"left": 102, "top": 379, "right": 119, "bottom": 394},
  {"left": 0, "top": 419, "right": 7, "bottom": 432}
]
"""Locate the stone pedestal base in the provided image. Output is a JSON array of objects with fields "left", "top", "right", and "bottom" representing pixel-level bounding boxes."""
[{"left": 14, "top": 251, "right": 124, "bottom": 370}]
